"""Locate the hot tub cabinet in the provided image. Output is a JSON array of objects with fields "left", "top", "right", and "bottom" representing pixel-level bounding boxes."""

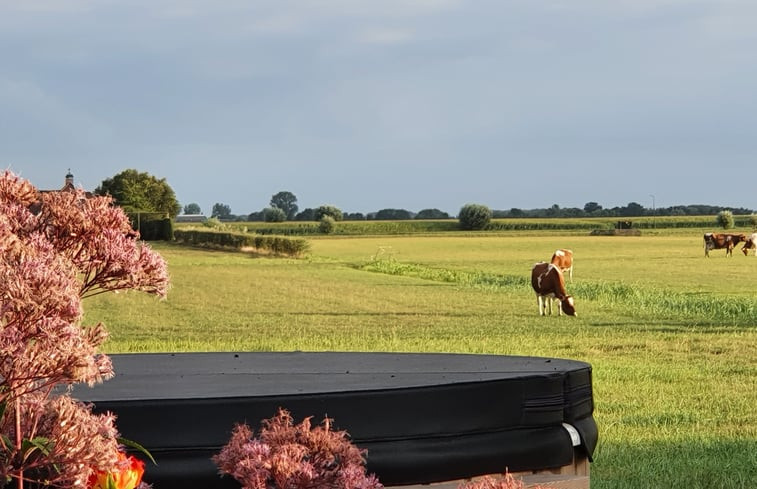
[{"left": 75, "top": 352, "right": 597, "bottom": 489}]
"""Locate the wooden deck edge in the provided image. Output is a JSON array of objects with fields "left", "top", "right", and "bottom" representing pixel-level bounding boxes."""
[
  {"left": 388, "top": 452, "right": 590, "bottom": 489},
  {"left": 389, "top": 474, "right": 589, "bottom": 489}
]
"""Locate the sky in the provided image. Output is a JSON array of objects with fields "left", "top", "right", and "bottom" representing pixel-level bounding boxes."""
[{"left": 2, "top": 1, "right": 756, "bottom": 217}]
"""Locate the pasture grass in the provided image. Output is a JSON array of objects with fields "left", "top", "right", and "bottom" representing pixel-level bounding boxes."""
[{"left": 83, "top": 235, "right": 757, "bottom": 488}]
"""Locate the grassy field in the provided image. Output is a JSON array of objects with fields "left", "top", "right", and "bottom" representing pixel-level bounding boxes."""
[{"left": 83, "top": 231, "right": 757, "bottom": 488}]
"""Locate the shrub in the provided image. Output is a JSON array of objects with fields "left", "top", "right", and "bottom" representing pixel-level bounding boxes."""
[
  {"left": 716, "top": 210, "right": 735, "bottom": 229},
  {"left": 458, "top": 203, "right": 492, "bottom": 230},
  {"left": 173, "top": 230, "right": 310, "bottom": 257},
  {"left": 203, "top": 217, "right": 225, "bottom": 229},
  {"left": 750, "top": 214, "right": 757, "bottom": 229},
  {"left": 319, "top": 215, "right": 336, "bottom": 234},
  {"left": 213, "top": 408, "right": 383, "bottom": 489},
  {"left": 263, "top": 207, "right": 287, "bottom": 223}
]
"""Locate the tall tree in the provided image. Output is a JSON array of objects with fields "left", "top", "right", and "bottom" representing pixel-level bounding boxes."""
[
  {"left": 212, "top": 202, "right": 232, "bottom": 219},
  {"left": 95, "top": 169, "right": 181, "bottom": 217},
  {"left": 270, "top": 191, "right": 298, "bottom": 221},
  {"left": 183, "top": 202, "right": 202, "bottom": 215},
  {"left": 583, "top": 202, "right": 602, "bottom": 214}
]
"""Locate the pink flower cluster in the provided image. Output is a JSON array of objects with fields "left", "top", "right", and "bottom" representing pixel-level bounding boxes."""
[
  {"left": 0, "top": 171, "right": 169, "bottom": 488},
  {"left": 457, "top": 472, "right": 549, "bottom": 489},
  {"left": 213, "top": 408, "right": 383, "bottom": 489}
]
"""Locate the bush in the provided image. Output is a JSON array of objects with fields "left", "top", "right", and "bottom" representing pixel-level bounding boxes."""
[
  {"left": 716, "top": 210, "right": 735, "bottom": 229},
  {"left": 458, "top": 203, "right": 492, "bottom": 230},
  {"left": 263, "top": 207, "right": 286, "bottom": 223},
  {"left": 173, "top": 229, "right": 310, "bottom": 257},
  {"left": 319, "top": 216, "right": 336, "bottom": 234},
  {"left": 750, "top": 214, "right": 757, "bottom": 229}
]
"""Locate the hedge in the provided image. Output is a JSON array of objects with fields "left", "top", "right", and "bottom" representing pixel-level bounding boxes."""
[{"left": 173, "top": 229, "right": 310, "bottom": 257}]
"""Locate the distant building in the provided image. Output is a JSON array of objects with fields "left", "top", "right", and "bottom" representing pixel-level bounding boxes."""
[
  {"left": 40, "top": 169, "right": 92, "bottom": 197},
  {"left": 175, "top": 214, "right": 206, "bottom": 223}
]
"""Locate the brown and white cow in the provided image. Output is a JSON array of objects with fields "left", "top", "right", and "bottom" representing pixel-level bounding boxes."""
[
  {"left": 550, "top": 248, "right": 574, "bottom": 281},
  {"left": 531, "top": 262, "right": 576, "bottom": 316},
  {"left": 742, "top": 233, "right": 757, "bottom": 256},
  {"left": 704, "top": 232, "right": 747, "bottom": 257}
]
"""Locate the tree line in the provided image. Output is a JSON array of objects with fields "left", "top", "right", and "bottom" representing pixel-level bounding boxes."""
[{"left": 94, "top": 169, "right": 755, "bottom": 222}]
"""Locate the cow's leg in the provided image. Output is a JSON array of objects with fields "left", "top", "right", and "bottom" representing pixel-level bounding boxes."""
[
  {"left": 557, "top": 298, "right": 563, "bottom": 316},
  {"left": 537, "top": 295, "right": 545, "bottom": 315}
]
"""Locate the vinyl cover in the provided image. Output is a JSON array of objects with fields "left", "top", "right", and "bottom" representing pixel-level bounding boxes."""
[{"left": 74, "top": 352, "right": 597, "bottom": 488}]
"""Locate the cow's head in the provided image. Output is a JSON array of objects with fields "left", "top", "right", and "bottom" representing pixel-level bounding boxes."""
[{"left": 561, "top": 296, "right": 577, "bottom": 316}]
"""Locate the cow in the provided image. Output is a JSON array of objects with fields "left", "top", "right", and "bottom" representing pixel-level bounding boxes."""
[
  {"left": 531, "top": 262, "right": 576, "bottom": 316},
  {"left": 703, "top": 232, "right": 746, "bottom": 257},
  {"left": 742, "top": 233, "right": 757, "bottom": 256},
  {"left": 550, "top": 248, "right": 574, "bottom": 281}
]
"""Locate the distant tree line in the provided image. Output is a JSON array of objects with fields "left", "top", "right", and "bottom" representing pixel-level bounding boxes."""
[
  {"left": 493, "top": 202, "right": 754, "bottom": 219},
  {"left": 92, "top": 170, "right": 754, "bottom": 224},
  {"left": 211, "top": 199, "right": 754, "bottom": 223}
]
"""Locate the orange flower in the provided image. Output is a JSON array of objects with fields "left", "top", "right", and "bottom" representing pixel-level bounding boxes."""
[{"left": 88, "top": 452, "right": 145, "bottom": 489}]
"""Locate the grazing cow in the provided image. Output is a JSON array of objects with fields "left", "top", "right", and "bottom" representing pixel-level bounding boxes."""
[
  {"left": 550, "top": 248, "right": 574, "bottom": 281},
  {"left": 742, "top": 233, "right": 757, "bottom": 256},
  {"left": 531, "top": 262, "right": 576, "bottom": 316},
  {"left": 703, "top": 232, "right": 747, "bottom": 257}
]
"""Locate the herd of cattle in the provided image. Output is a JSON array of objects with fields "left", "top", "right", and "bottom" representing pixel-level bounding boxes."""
[{"left": 531, "top": 232, "right": 756, "bottom": 317}]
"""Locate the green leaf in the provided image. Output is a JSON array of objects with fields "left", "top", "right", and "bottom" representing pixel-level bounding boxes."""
[
  {"left": 118, "top": 437, "right": 156, "bottom": 465},
  {"left": 20, "top": 436, "right": 53, "bottom": 461}
]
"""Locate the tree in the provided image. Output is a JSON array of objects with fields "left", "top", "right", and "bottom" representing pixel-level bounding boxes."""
[
  {"left": 344, "top": 212, "right": 366, "bottom": 220},
  {"left": 583, "top": 202, "right": 602, "bottom": 214},
  {"left": 183, "top": 203, "right": 202, "bottom": 215},
  {"left": 315, "top": 205, "right": 343, "bottom": 221},
  {"left": 620, "top": 202, "right": 645, "bottom": 217},
  {"left": 374, "top": 208, "right": 413, "bottom": 220},
  {"left": 270, "top": 191, "right": 298, "bottom": 221},
  {"left": 95, "top": 169, "right": 181, "bottom": 218},
  {"left": 0, "top": 170, "right": 168, "bottom": 488},
  {"left": 458, "top": 203, "right": 492, "bottom": 230},
  {"left": 415, "top": 208, "right": 450, "bottom": 219},
  {"left": 212, "top": 203, "right": 232, "bottom": 220},
  {"left": 295, "top": 208, "right": 316, "bottom": 221}
]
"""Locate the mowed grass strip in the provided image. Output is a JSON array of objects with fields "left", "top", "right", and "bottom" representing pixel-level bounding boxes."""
[{"left": 83, "top": 235, "right": 757, "bottom": 489}]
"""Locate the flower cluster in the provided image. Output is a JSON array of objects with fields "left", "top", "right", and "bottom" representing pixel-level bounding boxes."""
[
  {"left": 456, "top": 472, "right": 548, "bottom": 489},
  {"left": 213, "top": 408, "right": 383, "bottom": 489},
  {"left": 0, "top": 171, "right": 168, "bottom": 488},
  {"left": 88, "top": 451, "right": 146, "bottom": 489}
]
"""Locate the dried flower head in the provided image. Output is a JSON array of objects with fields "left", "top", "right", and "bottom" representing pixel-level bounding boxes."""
[
  {"left": 0, "top": 170, "right": 170, "bottom": 488},
  {"left": 213, "top": 408, "right": 383, "bottom": 489},
  {"left": 457, "top": 472, "right": 549, "bottom": 489}
]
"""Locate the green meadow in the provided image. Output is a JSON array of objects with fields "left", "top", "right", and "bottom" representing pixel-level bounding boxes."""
[{"left": 83, "top": 230, "right": 757, "bottom": 489}]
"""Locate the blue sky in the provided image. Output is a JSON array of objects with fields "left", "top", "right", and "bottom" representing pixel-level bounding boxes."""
[{"left": 2, "top": 1, "right": 756, "bottom": 216}]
